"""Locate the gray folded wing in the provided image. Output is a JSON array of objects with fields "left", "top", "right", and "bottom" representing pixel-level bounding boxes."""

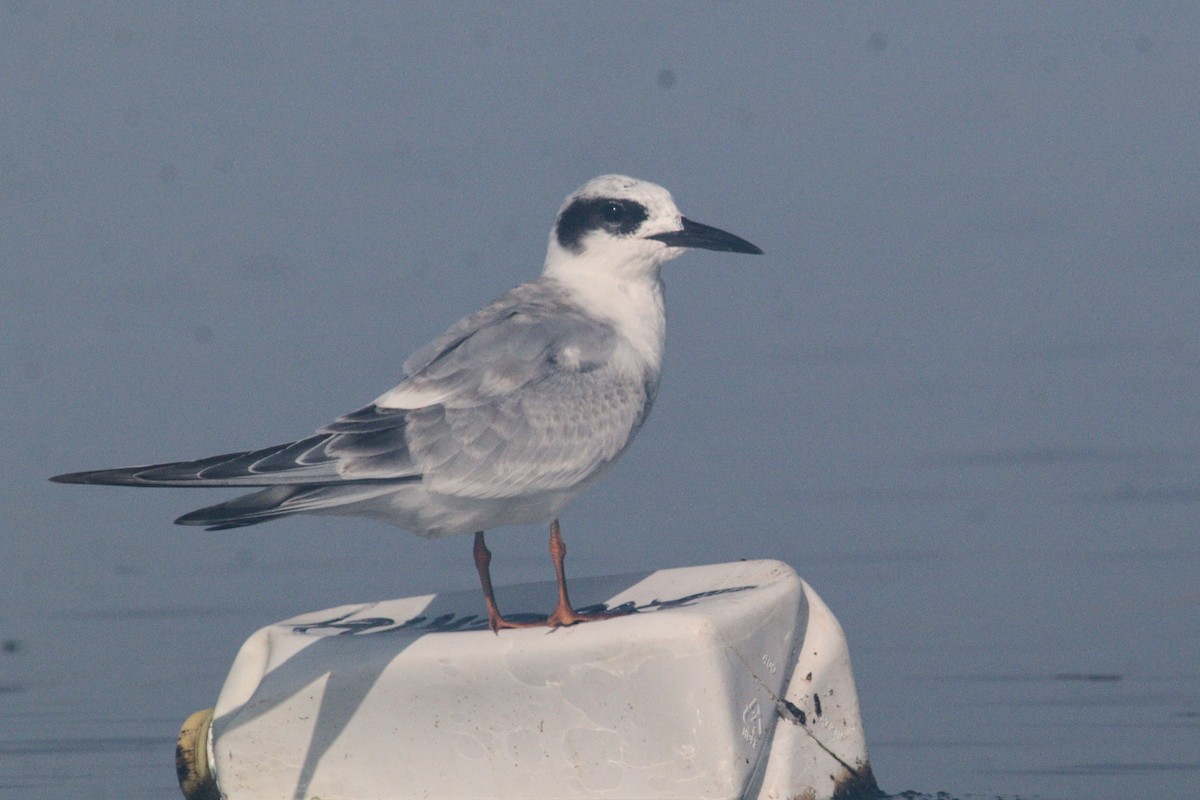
[
  {"left": 361, "top": 282, "right": 656, "bottom": 499},
  {"left": 50, "top": 434, "right": 349, "bottom": 487},
  {"left": 51, "top": 280, "right": 656, "bottom": 525}
]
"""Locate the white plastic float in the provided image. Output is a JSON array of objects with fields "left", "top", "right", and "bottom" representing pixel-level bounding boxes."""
[{"left": 175, "top": 559, "right": 880, "bottom": 799}]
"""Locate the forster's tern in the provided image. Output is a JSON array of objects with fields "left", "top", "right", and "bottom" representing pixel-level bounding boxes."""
[{"left": 52, "top": 174, "right": 763, "bottom": 631}]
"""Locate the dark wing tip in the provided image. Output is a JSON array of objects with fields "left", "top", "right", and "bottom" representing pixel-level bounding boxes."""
[
  {"left": 173, "top": 510, "right": 253, "bottom": 531},
  {"left": 50, "top": 469, "right": 126, "bottom": 485}
]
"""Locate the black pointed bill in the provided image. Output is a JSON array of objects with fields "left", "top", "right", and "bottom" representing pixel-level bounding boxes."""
[{"left": 648, "top": 217, "right": 763, "bottom": 255}]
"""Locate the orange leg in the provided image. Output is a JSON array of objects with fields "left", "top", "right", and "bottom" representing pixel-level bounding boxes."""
[
  {"left": 472, "top": 531, "right": 539, "bottom": 633},
  {"left": 544, "top": 519, "right": 629, "bottom": 628}
]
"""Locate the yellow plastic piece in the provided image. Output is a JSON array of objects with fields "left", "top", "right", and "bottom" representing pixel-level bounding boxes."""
[{"left": 175, "top": 707, "right": 219, "bottom": 800}]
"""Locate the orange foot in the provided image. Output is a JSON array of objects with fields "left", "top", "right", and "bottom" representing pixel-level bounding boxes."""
[
  {"left": 486, "top": 611, "right": 543, "bottom": 634},
  {"left": 545, "top": 605, "right": 632, "bottom": 629}
]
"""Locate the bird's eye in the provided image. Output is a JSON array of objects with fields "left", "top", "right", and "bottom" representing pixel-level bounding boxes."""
[{"left": 602, "top": 201, "right": 625, "bottom": 224}]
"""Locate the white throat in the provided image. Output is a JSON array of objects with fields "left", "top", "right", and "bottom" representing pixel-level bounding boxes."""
[{"left": 542, "top": 241, "right": 668, "bottom": 374}]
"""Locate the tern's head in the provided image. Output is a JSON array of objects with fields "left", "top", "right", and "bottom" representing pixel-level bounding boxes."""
[{"left": 543, "top": 175, "right": 761, "bottom": 282}]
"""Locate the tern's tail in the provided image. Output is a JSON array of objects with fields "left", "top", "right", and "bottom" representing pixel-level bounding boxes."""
[
  {"left": 173, "top": 481, "right": 410, "bottom": 531},
  {"left": 51, "top": 436, "right": 419, "bottom": 531}
]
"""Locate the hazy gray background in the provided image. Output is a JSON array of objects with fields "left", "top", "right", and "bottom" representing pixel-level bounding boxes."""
[{"left": 3, "top": 4, "right": 1198, "bottom": 799}]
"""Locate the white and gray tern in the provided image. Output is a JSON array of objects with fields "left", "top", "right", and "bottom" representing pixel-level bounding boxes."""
[{"left": 52, "top": 175, "right": 763, "bottom": 632}]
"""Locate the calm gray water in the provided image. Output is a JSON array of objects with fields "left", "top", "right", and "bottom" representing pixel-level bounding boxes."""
[{"left": 3, "top": 5, "right": 1198, "bottom": 799}]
